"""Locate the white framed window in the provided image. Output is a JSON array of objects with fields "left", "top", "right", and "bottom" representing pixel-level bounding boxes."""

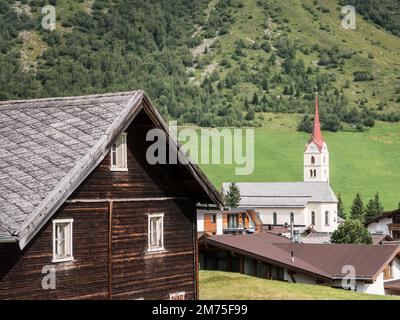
[
  {"left": 148, "top": 213, "right": 164, "bottom": 252},
  {"left": 52, "top": 219, "right": 73, "bottom": 263},
  {"left": 169, "top": 292, "right": 185, "bottom": 300},
  {"left": 110, "top": 132, "right": 128, "bottom": 171}
]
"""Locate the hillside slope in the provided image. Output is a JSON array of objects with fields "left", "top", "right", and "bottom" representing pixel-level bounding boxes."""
[
  {"left": 1, "top": 0, "right": 400, "bottom": 129},
  {"left": 197, "top": 113, "right": 400, "bottom": 211}
]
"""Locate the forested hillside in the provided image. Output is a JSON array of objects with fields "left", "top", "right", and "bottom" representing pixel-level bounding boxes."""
[{"left": 1, "top": 0, "right": 400, "bottom": 130}]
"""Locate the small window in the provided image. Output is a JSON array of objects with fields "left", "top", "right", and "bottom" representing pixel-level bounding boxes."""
[
  {"left": 211, "top": 214, "right": 216, "bottom": 224},
  {"left": 110, "top": 133, "right": 128, "bottom": 171},
  {"left": 311, "top": 156, "right": 315, "bottom": 164},
  {"left": 313, "top": 169, "right": 317, "bottom": 177},
  {"left": 311, "top": 211, "right": 315, "bottom": 226},
  {"left": 273, "top": 212, "right": 277, "bottom": 225},
  {"left": 148, "top": 213, "right": 164, "bottom": 252},
  {"left": 290, "top": 212, "right": 294, "bottom": 224},
  {"left": 310, "top": 169, "right": 313, "bottom": 178},
  {"left": 169, "top": 292, "right": 185, "bottom": 300},
  {"left": 325, "top": 211, "right": 329, "bottom": 226},
  {"left": 52, "top": 219, "right": 73, "bottom": 262}
]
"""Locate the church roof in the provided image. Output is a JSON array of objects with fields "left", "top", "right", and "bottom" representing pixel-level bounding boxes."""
[
  {"left": 306, "top": 94, "right": 324, "bottom": 152},
  {"left": 222, "top": 182, "right": 337, "bottom": 208}
]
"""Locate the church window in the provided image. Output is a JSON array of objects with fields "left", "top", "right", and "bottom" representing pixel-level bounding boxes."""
[
  {"left": 313, "top": 169, "right": 316, "bottom": 177},
  {"left": 290, "top": 212, "right": 294, "bottom": 224},
  {"left": 273, "top": 212, "right": 277, "bottom": 225},
  {"left": 311, "top": 212, "right": 315, "bottom": 226},
  {"left": 311, "top": 156, "right": 315, "bottom": 164},
  {"left": 310, "top": 169, "right": 313, "bottom": 178},
  {"left": 325, "top": 211, "right": 329, "bottom": 226}
]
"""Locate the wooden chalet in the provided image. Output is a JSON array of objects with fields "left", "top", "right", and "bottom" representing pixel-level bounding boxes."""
[{"left": 0, "top": 91, "right": 223, "bottom": 300}]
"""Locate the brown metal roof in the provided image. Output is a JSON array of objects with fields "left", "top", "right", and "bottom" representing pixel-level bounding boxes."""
[
  {"left": 203, "top": 233, "right": 400, "bottom": 281},
  {"left": 384, "top": 279, "right": 400, "bottom": 291},
  {"left": 204, "top": 233, "right": 332, "bottom": 280}
]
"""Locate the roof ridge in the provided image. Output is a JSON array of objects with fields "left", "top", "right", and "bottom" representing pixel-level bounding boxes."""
[{"left": 0, "top": 90, "right": 140, "bottom": 106}]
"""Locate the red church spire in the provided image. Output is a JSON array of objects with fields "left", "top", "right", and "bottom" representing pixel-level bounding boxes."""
[{"left": 309, "top": 93, "right": 324, "bottom": 151}]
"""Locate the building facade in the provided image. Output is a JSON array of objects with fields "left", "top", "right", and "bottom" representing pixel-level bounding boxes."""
[
  {"left": 0, "top": 92, "right": 223, "bottom": 300},
  {"left": 221, "top": 95, "right": 338, "bottom": 234}
]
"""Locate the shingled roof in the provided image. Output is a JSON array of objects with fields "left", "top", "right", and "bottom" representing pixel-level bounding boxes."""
[
  {"left": 0, "top": 91, "right": 223, "bottom": 249},
  {"left": 222, "top": 182, "right": 337, "bottom": 208}
]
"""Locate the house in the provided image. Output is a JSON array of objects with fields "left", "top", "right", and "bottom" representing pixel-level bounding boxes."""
[
  {"left": 0, "top": 91, "right": 223, "bottom": 300},
  {"left": 197, "top": 208, "right": 263, "bottom": 236},
  {"left": 199, "top": 233, "right": 400, "bottom": 295},
  {"left": 222, "top": 95, "right": 338, "bottom": 234},
  {"left": 366, "top": 209, "right": 400, "bottom": 241}
]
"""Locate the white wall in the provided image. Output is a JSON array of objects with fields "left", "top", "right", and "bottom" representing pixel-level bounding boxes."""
[
  {"left": 197, "top": 211, "right": 204, "bottom": 232},
  {"left": 257, "top": 207, "right": 306, "bottom": 226},
  {"left": 304, "top": 142, "right": 329, "bottom": 182},
  {"left": 367, "top": 218, "right": 392, "bottom": 236},
  {"left": 256, "top": 202, "right": 337, "bottom": 233}
]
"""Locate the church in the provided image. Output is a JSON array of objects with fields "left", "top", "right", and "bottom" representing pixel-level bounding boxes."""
[{"left": 222, "top": 95, "right": 338, "bottom": 234}]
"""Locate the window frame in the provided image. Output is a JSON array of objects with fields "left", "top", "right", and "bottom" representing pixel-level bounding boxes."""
[
  {"left": 110, "top": 132, "right": 128, "bottom": 172},
  {"left": 325, "top": 211, "right": 330, "bottom": 226},
  {"left": 148, "top": 213, "right": 165, "bottom": 253},
  {"left": 52, "top": 219, "right": 74, "bottom": 263},
  {"left": 169, "top": 292, "right": 185, "bottom": 300}
]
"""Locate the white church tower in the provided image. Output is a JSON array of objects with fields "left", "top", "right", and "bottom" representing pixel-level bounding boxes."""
[{"left": 304, "top": 94, "right": 329, "bottom": 182}]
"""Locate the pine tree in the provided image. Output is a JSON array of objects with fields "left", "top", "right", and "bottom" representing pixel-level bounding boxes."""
[
  {"left": 225, "top": 183, "right": 241, "bottom": 208},
  {"left": 337, "top": 193, "right": 346, "bottom": 219},
  {"left": 364, "top": 192, "right": 384, "bottom": 222},
  {"left": 350, "top": 193, "right": 365, "bottom": 222},
  {"left": 252, "top": 92, "right": 259, "bottom": 105}
]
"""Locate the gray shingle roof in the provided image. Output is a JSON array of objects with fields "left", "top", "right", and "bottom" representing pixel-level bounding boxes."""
[
  {"left": 0, "top": 91, "right": 223, "bottom": 249},
  {"left": 0, "top": 92, "right": 139, "bottom": 240},
  {"left": 222, "top": 182, "right": 337, "bottom": 208}
]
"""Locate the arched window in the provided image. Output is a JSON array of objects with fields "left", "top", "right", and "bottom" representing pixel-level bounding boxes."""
[
  {"left": 310, "top": 169, "right": 313, "bottom": 177},
  {"left": 290, "top": 212, "right": 294, "bottom": 224},
  {"left": 273, "top": 212, "right": 277, "bottom": 225},
  {"left": 311, "top": 156, "right": 315, "bottom": 164},
  {"left": 325, "top": 211, "right": 329, "bottom": 226},
  {"left": 313, "top": 169, "right": 317, "bottom": 177},
  {"left": 311, "top": 211, "right": 315, "bottom": 226}
]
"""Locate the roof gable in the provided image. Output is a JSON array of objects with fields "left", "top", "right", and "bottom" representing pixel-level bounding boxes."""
[{"left": 0, "top": 91, "right": 223, "bottom": 249}]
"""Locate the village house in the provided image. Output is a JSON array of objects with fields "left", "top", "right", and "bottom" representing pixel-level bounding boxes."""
[
  {"left": 222, "top": 95, "right": 338, "bottom": 234},
  {"left": 0, "top": 91, "right": 223, "bottom": 300},
  {"left": 366, "top": 209, "right": 400, "bottom": 241},
  {"left": 197, "top": 208, "right": 263, "bottom": 236},
  {"left": 199, "top": 233, "right": 400, "bottom": 295}
]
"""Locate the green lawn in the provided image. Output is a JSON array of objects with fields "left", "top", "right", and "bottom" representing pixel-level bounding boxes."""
[
  {"left": 189, "top": 113, "right": 400, "bottom": 213},
  {"left": 199, "top": 270, "right": 400, "bottom": 300}
]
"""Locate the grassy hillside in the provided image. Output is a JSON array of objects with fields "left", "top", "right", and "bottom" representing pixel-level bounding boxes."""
[
  {"left": 200, "top": 270, "right": 400, "bottom": 300},
  {"left": 195, "top": 114, "right": 400, "bottom": 213}
]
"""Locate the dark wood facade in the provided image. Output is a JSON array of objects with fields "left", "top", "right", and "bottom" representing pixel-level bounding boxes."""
[{"left": 0, "top": 108, "right": 212, "bottom": 300}]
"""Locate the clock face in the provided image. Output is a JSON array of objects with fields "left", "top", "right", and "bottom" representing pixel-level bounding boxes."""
[{"left": 309, "top": 143, "right": 317, "bottom": 151}]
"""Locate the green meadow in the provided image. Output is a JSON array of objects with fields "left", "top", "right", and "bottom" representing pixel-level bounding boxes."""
[{"left": 183, "top": 113, "right": 400, "bottom": 213}]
